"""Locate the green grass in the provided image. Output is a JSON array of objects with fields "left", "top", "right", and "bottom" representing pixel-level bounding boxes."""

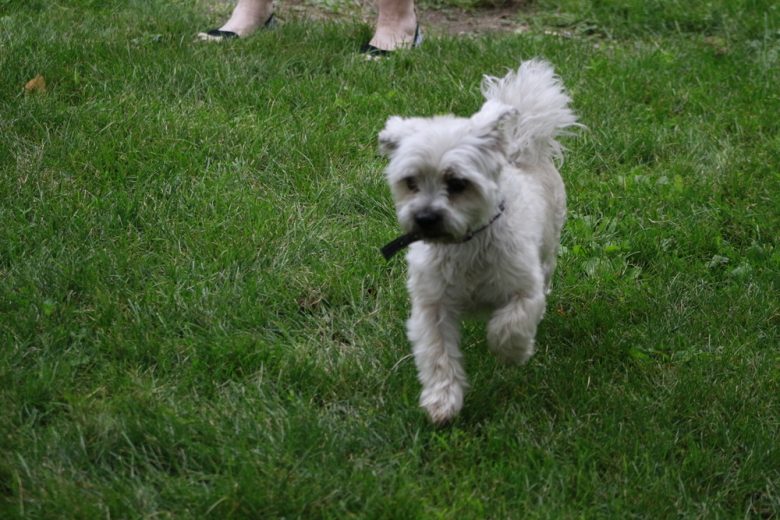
[{"left": 2, "top": 0, "right": 779, "bottom": 517}]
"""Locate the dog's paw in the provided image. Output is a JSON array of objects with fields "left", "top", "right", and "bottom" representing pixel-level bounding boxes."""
[
  {"left": 420, "top": 383, "right": 463, "bottom": 424},
  {"left": 487, "top": 325, "right": 536, "bottom": 365},
  {"left": 486, "top": 299, "right": 541, "bottom": 365},
  {"left": 489, "top": 338, "right": 536, "bottom": 365}
]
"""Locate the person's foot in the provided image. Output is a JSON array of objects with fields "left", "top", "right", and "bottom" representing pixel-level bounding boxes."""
[
  {"left": 367, "top": 10, "right": 419, "bottom": 52},
  {"left": 198, "top": 0, "right": 274, "bottom": 40}
]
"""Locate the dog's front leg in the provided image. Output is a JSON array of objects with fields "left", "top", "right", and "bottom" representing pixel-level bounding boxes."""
[
  {"left": 487, "top": 292, "right": 546, "bottom": 365},
  {"left": 407, "top": 301, "right": 467, "bottom": 424}
]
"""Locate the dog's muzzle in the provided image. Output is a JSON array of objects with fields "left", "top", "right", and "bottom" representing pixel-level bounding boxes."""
[{"left": 380, "top": 201, "right": 506, "bottom": 261}]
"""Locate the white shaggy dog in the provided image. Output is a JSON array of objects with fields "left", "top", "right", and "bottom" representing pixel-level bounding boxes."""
[{"left": 378, "top": 60, "right": 578, "bottom": 424}]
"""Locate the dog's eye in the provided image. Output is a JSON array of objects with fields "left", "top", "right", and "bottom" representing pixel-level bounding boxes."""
[
  {"left": 446, "top": 177, "right": 469, "bottom": 195},
  {"left": 404, "top": 177, "right": 419, "bottom": 192}
]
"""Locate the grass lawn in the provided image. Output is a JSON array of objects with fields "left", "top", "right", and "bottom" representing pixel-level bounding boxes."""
[{"left": 1, "top": 0, "right": 779, "bottom": 517}]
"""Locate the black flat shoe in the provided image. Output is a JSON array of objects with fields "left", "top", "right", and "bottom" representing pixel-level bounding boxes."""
[
  {"left": 361, "top": 24, "right": 423, "bottom": 58},
  {"left": 197, "top": 14, "right": 276, "bottom": 41}
]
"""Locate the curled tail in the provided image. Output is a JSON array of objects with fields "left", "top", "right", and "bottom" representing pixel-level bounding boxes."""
[{"left": 481, "top": 59, "right": 579, "bottom": 165}]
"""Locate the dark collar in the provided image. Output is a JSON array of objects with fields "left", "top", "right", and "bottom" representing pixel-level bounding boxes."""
[{"left": 380, "top": 201, "right": 506, "bottom": 261}]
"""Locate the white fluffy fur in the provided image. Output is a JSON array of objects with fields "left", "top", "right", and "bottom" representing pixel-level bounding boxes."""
[{"left": 379, "top": 59, "right": 577, "bottom": 424}]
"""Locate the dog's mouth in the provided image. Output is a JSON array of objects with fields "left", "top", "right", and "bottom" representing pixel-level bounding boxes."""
[
  {"left": 380, "top": 201, "right": 507, "bottom": 261},
  {"left": 415, "top": 227, "right": 456, "bottom": 241},
  {"left": 379, "top": 230, "right": 460, "bottom": 260}
]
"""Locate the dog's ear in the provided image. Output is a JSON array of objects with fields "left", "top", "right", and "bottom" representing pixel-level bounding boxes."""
[
  {"left": 472, "top": 103, "right": 519, "bottom": 152},
  {"left": 378, "top": 116, "right": 416, "bottom": 157}
]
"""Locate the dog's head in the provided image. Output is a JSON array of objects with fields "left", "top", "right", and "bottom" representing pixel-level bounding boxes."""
[{"left": 378, "top": 103, "right": 516, "bottom": 242}]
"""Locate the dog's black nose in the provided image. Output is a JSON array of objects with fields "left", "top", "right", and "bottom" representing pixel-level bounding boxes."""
[{"left": 414, "top": 209, "right": 443, "bottom": 229}]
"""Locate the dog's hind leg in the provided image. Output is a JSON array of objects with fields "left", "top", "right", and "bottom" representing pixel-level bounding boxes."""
[
  {"left": 486, "top": 293, "right": 546, "bottom": 365},
  {"left": 407, "top": 302, "right": 467, "bottom": 424}
]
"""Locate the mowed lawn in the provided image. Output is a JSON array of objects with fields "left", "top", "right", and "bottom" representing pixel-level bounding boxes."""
[{"left": 1, "top": 0, "right": 778, "bottom": 517}]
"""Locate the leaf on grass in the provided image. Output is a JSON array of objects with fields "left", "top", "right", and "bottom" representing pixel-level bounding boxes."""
[
  {"left": 42, "top": 299, "right": 56, "bottom": 317},
  {"left": 728, "top": 263, "right": 753, "bottom": 279},
  {"left": 707, "top": 255, "right": 729, "bottom": 269},
  {"left": 628, "top": 347, "right": 651, "bottom": 362},
  {"left": 24, "top": 74, "right": 47, "bottom": 93}
]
